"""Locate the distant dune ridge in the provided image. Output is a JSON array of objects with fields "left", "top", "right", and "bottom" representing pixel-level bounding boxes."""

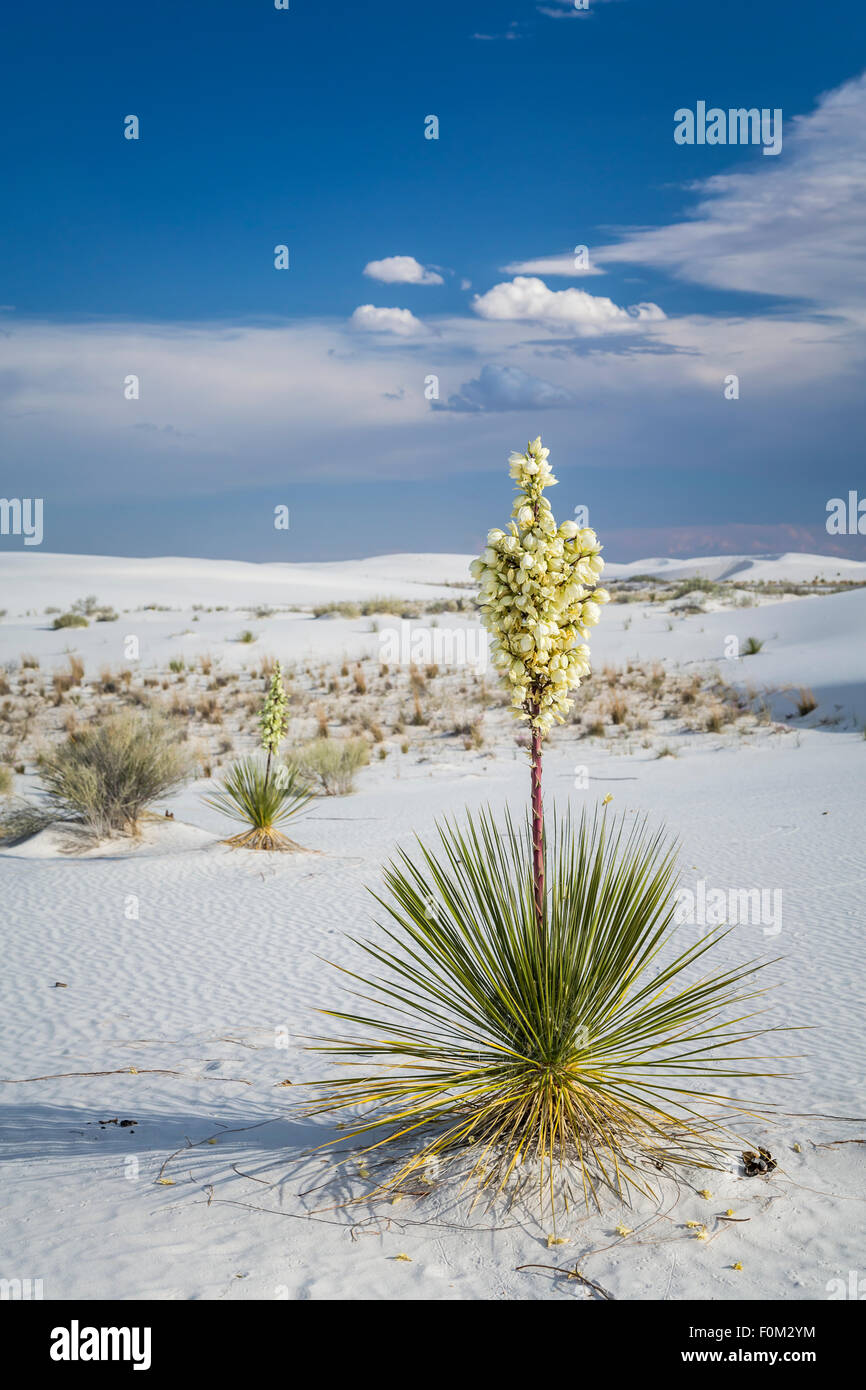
[{"left": 2, "top": 549, "right": 865, "bottom": 610}]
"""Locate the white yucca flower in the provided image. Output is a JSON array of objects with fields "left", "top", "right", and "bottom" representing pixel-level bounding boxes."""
[{"left": 470, "top": 437, "right": 610, "bottom": 735}]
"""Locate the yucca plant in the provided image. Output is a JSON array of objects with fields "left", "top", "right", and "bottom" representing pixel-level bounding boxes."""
[
  {"left": 206, "top": 660, "right": 314, "bottom": 850},
  {"left": 310, "top": 439, "right": 778, "bottom": 1211},
  {"left": 311, "top": 806, "right": 776, "bottom": 1211},
  {"left": 205, "top": 756, "right": 314, "bottom": 851}
]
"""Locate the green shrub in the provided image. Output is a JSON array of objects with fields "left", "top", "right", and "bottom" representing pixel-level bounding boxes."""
[
  {"left": 0, "top": 765, "right": 12, "bottom": 795},
  {"left": 52, "top": 612, "right": 89, "bottom": 629},
  {"left": 37, "top": 712, "right": 191, "bottom": 837},
  {"left": 743, "top": 636, "right": 764, "bottom": 655},
  {"left": 312, "top": 601, "right": 362, "bottom": 620},
  {"left": 290, "top": 736, "right": 369, "bottom": 795},
  {"left": 0, "top": 799, "right": 53, "bottom": 845}
]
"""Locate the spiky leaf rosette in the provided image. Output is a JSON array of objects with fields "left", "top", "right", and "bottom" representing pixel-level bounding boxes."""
[
  {"left": 206, "top": 756, "right": 314, "bottom": 850},
  {"left": 309, "top": 806, "right": 778, "bottom": 1212},
  {"left": 470, "top": 438, "right": 610, "bottom": 734},
  {"left": 260, "top": 661, "right": 289, "bottom": 758}
]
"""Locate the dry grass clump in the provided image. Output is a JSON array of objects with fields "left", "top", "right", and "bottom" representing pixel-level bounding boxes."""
[
  {"left": 607, "top": 693, "right": 629, "bottom": 726},
  {"left": 794, "top": 686, "right": 818, "bottom": 717}
]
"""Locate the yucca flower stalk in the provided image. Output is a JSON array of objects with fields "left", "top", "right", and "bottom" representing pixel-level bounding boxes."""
[
  {"left": 470, "top": 437, "right": 610, "bottom": 926},
  {"left": 260, "top": 661, "right": 289, "bottom": 786}
]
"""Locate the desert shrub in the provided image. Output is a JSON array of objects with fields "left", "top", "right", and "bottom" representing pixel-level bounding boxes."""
[
  {"left": 670, "top": 577, "right": 720, "bottom": 599},
  {"left": 313, "top": 601, "right": 361, "bottom": 620},
  {"left": 53, "top": 612, "right": 88, "bottom": 629},
  {"left": 0, "top": 765, "right": 12, "bottom": 795},
  {"left": 743, "top": 636, "right": 764, "bottom": 655},
  {"left": 359, "top": 596, "right": 417, "bottom": 617},
  {"left": 72, "top": 595, "right": 100, "bottom": 616},
  {"left": 236, "top": 630, "right": 257, "bottom": 644},
  {"left": 37, "top": 712, "right": 191, "bottom": 837},
  {"left": 0, "top": 799, "right": 53, "bottom": 845},
  {"left": 290, "top": 736, "right": 369, "bottom": 795},
  {"left": 95, "top": 608, "right": 118, "bottom": 622}
]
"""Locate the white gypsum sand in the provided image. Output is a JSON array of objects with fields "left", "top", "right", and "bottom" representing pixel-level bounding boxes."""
[{"left": 0, "top": 550, "right": 864, "bottom": 1301}]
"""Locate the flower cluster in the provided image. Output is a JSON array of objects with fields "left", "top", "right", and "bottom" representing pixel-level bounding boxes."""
[
  {"left": 470, "top": 438, "right": 610, "bottom": 734},
  {"left": 260, "top": 660, "right": 289, "bottom": 757}
]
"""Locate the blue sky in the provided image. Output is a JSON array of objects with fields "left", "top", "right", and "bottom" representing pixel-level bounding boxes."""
[{"left": 2, "top": 0, "right": 865, "bottom": 561}]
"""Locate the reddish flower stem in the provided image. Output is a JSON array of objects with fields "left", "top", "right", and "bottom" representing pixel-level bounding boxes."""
[{"left": 530, "top": 710, "right": 544, "bottom": 932}]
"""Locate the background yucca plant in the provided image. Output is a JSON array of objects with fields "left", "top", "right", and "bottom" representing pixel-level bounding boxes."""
[
  {"left": 206, "top": 756, "right": 314, "bottom": 850},
  {"left": 311, "top": 805, "right": 776, "bottom": 1212}
]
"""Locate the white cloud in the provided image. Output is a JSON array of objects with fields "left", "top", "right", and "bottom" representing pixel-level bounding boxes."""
[
  {"left": 502, "top": 252, "right": 604, "bottom": 277},
  {"left": 593, "top": 72, "right": 866, "bottom": 319},
  {"left": 350, "top": 304, "right": 427, "bottom": 337},
  {"left": 471, "top": 275, "right": 665, "bottom": 334},
  {"left": 362, "top": 255, "right": 444, "bottom": 286},
  {"left": 537, "top": 0, "right": 620, "bottom": 16}
]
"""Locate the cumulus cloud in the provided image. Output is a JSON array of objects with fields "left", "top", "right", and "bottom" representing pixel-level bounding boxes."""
[
  {"left": 362, "top": 255, "right": 444, "bottom": 286},
  {"left": 350, "top": 304, "right": 427, "bottom": 336},
  {"left": 472, "top": 276, "right": 665, "bottom": 334},
  {"left": 434, "top": 363, "right": 576, "bottom": 413}
]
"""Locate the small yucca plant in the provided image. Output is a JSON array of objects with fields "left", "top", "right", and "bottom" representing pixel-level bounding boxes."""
[
  {"left": 206, "top": 756, "right": 313, "bottom": 851},
  {"left": 310, "top": 439, "right": 778, "bottom": 1211},
  {"left": 206, "top": 662, "right": 314, "bottom": 849}
]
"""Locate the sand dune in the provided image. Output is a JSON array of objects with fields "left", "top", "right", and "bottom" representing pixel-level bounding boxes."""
[{"left": 0, "top": 550, "right": 864, "bottom": 1301}]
